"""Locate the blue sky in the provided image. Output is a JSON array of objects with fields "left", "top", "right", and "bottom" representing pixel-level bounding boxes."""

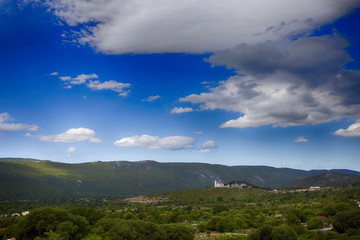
[{"left": 0, "top": 0, "right": 360, "bottom": 170}]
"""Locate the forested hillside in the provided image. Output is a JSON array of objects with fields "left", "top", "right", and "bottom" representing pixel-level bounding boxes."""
[{"left": 1, "top": 158, "right": 359, "bottom": 200}]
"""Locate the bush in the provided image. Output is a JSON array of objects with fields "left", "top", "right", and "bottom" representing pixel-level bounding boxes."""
[
  {"left": 92, "top": 219, "right": 194, "bottom": 240},
  {"left": 248, "top": 225, "right": 273, "bottom": 240},
  {"left": 333, "top": 210, "right": 360, "bottom": 233},
  {"left": 270, "top": 225, "right": 297, "bottom": 240},
  {"left": 307, "top": 217, "right": 324, "bottom": 230},
  {"left": 10, "top": 207, "right": 89, "bottom": 240}
]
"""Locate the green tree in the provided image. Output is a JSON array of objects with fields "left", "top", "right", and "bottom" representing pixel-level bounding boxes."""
[
  {"left": 71, "top": 207, "right": 104, "bottom": 225},
  {"left": 307, "top": 217, "right": 324, "bottom": 230},
  {"left": 161, "top": 225, "right": 194, "bottom": 240},
  {"left": 248, "top": 225, "right": 273, "bottom": 240},
  {"left": 270, "top": 225, "right": 297, "bottom": 240},
  {"left": 332, "top": 209, "right": 360, "bottom": 233},
  {"left": 286, "top": 212, "right": 301, "bottom": 225},
  {"left": 12, "top": 207, "right": 89, "bottom": 240}
]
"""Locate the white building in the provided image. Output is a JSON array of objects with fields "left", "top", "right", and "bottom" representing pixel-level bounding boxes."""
[
  {"left": 214, "top": 180, "right": 224, "bottom": 187},
  {"left": 22, "top": 211, "right": 29, "bottom": 216}
]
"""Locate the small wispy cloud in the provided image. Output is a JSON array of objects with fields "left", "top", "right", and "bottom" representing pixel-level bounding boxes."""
[
  {"left": 66, "top": 146, "right": 76, "bottom": 158},
  {"left": 86, "top": 80, "right": 131, "bottom": 96},
  {"left": 199, "top": 149, "right": 210, "bottom": 153},
  {"left": 293, "top": 136, "right": 309, "bottom": 143},
  {"left": 57, "top": 73, "right": 131, "bottom": 96},
  {"left": 200, "top": 140, "right": 217, "bottom": 152},
  {"left": 142, "top": 95, "right": 161, "bottom": 102},
  {"left": 60, "top": 73, "right": 98, "bottom": 85}
]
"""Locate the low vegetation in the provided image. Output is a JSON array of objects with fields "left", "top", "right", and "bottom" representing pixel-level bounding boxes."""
[{"left": 1, "top": 181, "right": 360, "bottom": 239}]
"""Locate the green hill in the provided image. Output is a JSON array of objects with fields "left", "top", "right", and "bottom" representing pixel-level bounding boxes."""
[
  {"left": 284, "top": 172, "right": 360, "bottom": 189},
  {"left": 0, "top": 158, "right": 359, "bottom": 200}
]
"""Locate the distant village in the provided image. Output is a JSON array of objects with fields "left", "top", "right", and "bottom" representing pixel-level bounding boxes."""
[
  {"left": 214, "top": 180, "right": 326, "bottom": 192},
  {"left": 214, "top": 180, "right": 251, "bottom": 189},
  {"left": 0, "top": 210, "right": 29, "bottom": 219}
]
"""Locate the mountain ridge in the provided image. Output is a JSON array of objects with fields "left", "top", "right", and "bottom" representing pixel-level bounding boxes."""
[
  {"left": 284, "top": 172, "right": 360, "bottom": 189},
  {"left": 1, "top": 158, "right": 359, "bottom": 200}
]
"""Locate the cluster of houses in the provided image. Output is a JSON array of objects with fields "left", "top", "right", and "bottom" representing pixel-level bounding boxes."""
[
  {"left": 214, "top": 180, "right": 250, "bottom": 189},
  {"left": 0, "top": 210, "right": 29, "bottom": 219}
]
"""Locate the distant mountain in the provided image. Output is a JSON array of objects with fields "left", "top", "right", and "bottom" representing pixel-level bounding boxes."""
[
  {"left": 0, "top": 158, "right": 359, "bottom": 200},
  {"left": 284, "top": 172, "right": 360, "bottom": 189}
]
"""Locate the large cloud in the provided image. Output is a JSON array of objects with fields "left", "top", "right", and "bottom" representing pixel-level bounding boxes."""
[
  {"left": 29, "top": 127, "right": 102, "bottom": 143},
  {"left": 180, "top": 35, "right": 360, "bottom": 128},
  {"left": 206, "top": 35, "right": 350, "bottom": 84},
  {"left": 43, "top": 1, "right": 360, "bottom": 128},
  {"left": 114, "top": 134, "right": 195, "bottom": 150},
  {"left": 0, "top": 112, "right": 38, "bottom": 132},
  {"left": 45, "top": 0, "right": 360, "bottom": 54}
]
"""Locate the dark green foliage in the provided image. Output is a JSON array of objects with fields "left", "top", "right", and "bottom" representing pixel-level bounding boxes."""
[
  {"left": 270, "top": 225, "right": 297, "bottom": 240},
  {"left": 248, "top": 224, "right": 273, "bottom": 240},
  {"left": 307, "top": 231, "right": 346, "bottom": 240},
  {"left": 249, "top": 224, "right": 298, "bottom": 240},
  {"left": 333, "top": 210, "right": 360, "bottom": 233},
  {"left": 161, "top": 224, "right": 194, "bottom": 240},
  {"left": 1, "top": 177, "right": 360, "bottom": 239},
  {"left": 71, "top": 207, "right": 104, "bottom": 225},
  {"left": 285, "top": 212, "right": 301, "bottom": 225},
  {"left": 320, "top": 201, "right": 357, "bottom": 217},
  {"left": 92, "top": 219, "right": 193, "bottom": 240},
  {"left": 10, "top": 207, "right": 89, "bottom": 240},
  {"left": 213, "top": 204, "right": 229, "bottom": 214},
  {"left": 307, "top": 217, "right": 324, "bottom": 230}
]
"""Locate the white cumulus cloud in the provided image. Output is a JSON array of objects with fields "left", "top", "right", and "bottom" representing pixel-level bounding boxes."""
[
  {"left": 0, "top": 112, "right": 39, "bottom": 132},
  {"left": 333, "top": 121, "right": 360, "bottom": 137},
  {"left": 114, "top": 134, "right": 195, "bottom": 150},
  {"left": 170, "top": 107, "right": 194, "bottom": 114},
  {"left": 293, "top": 136, "right": 309, "bottom": 143},
  {"left": 31, "top": 127, "right": 102, "bottom": 143}
]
